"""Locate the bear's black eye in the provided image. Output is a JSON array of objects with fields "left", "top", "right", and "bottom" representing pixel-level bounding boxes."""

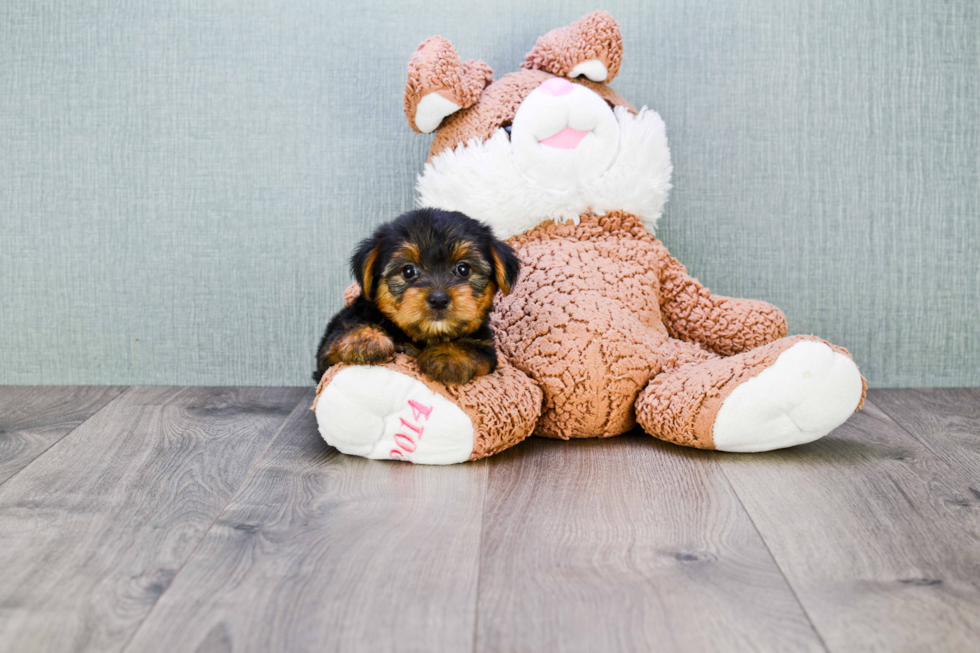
[
  {"left": 454, "top": 262, "right": 471, "bottom": 278},
  {"left": 401, "top": 264, "right": 419, "bottom": 281}
]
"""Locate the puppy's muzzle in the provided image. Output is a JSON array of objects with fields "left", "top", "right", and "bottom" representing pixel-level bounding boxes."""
[{"left": 427, "top": 290, "right": 450, "bottom": 310}]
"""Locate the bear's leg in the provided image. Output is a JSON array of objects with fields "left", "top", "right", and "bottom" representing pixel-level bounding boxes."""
[
  {"left": 636, "top": 336, "right": 865, "bottom": 452},
  {"left": 313, "top": 355, "right": 542, "bottom": 464}
]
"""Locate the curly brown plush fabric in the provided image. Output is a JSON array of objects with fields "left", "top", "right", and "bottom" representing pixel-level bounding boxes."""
[
  {"left": 492, "top": 211, "right": 801, "bottom": 440},
  {"left": 522, "top": 10, "right": 623, "bottom": 82},
  {"left": 657, "top": 244, "right": 789, "bottom": 356},
  {"left": 342, "top": 281, "right": 360, "bottom": 307},
  {"left": 404, "top": 36, "right": 493, "bottom": 134}
]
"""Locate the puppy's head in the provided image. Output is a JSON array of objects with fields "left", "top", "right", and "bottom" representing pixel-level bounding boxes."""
[{"left": 351, "top": 208, "right": 520, "bottom": 343}]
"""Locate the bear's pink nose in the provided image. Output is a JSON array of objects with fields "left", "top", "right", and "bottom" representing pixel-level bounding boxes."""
[{"left": 538, "top": 77, "right": 574, "bottom": 96}]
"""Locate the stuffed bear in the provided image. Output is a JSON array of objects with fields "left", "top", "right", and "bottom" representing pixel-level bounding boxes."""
[{"left": 313, "top": 11, "right": 866, "bottom": 464}]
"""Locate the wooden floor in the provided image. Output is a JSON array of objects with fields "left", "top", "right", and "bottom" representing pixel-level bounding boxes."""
[{"left": 1, "top": 387, "right": 979, "bottom": 652}]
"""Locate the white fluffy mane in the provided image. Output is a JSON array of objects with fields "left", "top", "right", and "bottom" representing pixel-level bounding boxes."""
[{"left": 415, "top": 106, "right": 673, "bottom": 240}]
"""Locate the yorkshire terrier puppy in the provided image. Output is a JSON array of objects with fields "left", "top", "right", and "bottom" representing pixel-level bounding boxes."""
[{"left": 313, "top": 208, "right": 521, "bottom": 386}]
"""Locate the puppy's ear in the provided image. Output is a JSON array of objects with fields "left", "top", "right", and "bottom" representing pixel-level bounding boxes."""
[
  {"left": 490, "top": 241, "right": 521, "bottom": 296},
  {"left": 350, "top": 236, "right": 381, "bottom": 300}
]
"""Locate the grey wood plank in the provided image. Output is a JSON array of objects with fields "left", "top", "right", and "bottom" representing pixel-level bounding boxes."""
[
  {"left": 476, "top": 435, "right": 825, "bottom": 653},
  {"left": 717, "top": 399, "right": 980, "bottom": 652},
  {"left": 0, "top": 386, "right": 127, "bottom": 485},
  {"left": 123, "top": 389, "right": 487, "bottom": 653},
  {"left": 870, "top": 388, "right": 980, "bottom": 481},
  {"left": 0, "top": 385, "right": 306, "bottom": 653}
]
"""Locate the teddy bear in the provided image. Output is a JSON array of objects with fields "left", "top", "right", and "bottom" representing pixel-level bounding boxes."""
[{"left": 312, "top": 10, "right": 866, "bottom": 465}]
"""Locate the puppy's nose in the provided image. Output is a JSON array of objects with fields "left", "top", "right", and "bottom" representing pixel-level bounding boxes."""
[
  {"left": 427, "top": 291, "right": 450, "bottom": 310},
  {"left": 539, "top": 77, "right": 574, "bottom": 96}
]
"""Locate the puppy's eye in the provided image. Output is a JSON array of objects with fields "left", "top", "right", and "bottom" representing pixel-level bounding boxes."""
[
  {"left": 401, "top": 264, "right": 419, "bottom": 281},
  {"left": 454, "top": 262, "right": 471, "bottom": 278}
]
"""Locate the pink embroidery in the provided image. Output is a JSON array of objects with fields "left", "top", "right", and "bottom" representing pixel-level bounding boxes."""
[
  {"left": 389, "top": 400, "right": 434, "bottom": 460},
  {"left": 400, "top": 417, "right": 423, "bottom": 436},
  {"left": 409, "top": 400, "right": 433, "bottom": 422},
  {"left": 394, "top": 432, "right": 417, "bottom": 453}
]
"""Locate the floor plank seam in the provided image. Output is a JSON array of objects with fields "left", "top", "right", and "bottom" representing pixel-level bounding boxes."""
[
  {"left": 0, "top": 385, "right": 132, "bottom": 491},
  {"left": 9, "top": 388, "right": 978, "bottom": 650},
  {"left": 714, "top": 459, "right": 832, "bottom": 653},
  {"left": 865, "top": 394, "right": 980, "bottom": 558},
  {"left": 471, "top": 460, "right": 489, "bottom": 653},
  {"left": 115, "top": 391, "right": 313, "bottom": 653},
  {"left": 866, "top": 394, "right": 973, "bottom": 480}
]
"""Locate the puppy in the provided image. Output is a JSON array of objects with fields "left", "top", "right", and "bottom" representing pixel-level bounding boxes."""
[{"left": 313, "top": 208, "right": 521, "bottom": 386}]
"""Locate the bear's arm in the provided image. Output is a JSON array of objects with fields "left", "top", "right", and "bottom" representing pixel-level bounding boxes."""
[
  {"left": 343, "top": 282, "right": 361, "bottom": 307},
  {"left": 653, "top": 240, "right": 788, "bottom": 356}
]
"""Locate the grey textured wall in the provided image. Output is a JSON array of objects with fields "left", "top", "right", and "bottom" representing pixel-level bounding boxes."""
[{"left": 2, "top": 0, "right": 978, "bottom": 387}]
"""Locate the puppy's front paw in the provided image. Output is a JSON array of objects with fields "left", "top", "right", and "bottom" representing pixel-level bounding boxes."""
[
  {"left": 417, "top": 342, "right": 490, "bottom": 386},
  {"left": 327, "top": 325, "right": 395, "bottom": 366}
]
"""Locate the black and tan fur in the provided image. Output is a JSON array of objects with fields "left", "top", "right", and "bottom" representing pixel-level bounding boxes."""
[{"left": 314, "top": 208, "right": 521, "bottom": 385}]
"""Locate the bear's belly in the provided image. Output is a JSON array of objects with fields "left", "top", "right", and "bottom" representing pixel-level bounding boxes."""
[{"left": 491, "top": 224, "right": 670, "bottom": 439}]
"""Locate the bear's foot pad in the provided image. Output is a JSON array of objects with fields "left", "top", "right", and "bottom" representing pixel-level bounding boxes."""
[
  {"left": 315, "top": 366, "right": 474, "bottom": 464},
  {"left": 713, "top": 341, "right": 863, "bottom": 452}
]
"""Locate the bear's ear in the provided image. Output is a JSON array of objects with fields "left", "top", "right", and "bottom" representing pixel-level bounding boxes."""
[
  {"left": 404, "top": 36, "right": 493, "bottom": 134},
  {"left": 522, "top": 11, "right": 623, "bottom": 83}
]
